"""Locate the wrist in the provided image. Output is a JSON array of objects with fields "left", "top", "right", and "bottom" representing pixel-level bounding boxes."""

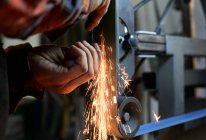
[
  {"left": 6, "top": 43, "right": 44, "bottom": 93},
  {"left": 6, "top": 43, "right": 44, "bottom": 113},
  {"left": 6, "top": 43, "right": 32, "bottom": 87}
]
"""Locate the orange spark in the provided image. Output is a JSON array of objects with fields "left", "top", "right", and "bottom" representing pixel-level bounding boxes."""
[
  {"left": 83, "top": 34, "right": 117, "bottom": 140},
  {"left": 113, "top": 96, "right": 117, "bottom": 104},
  {"left": 116, "top": 116, "right": 121, "bottom": 123},
  {"left": 120, "top": 66, "right": 131, "bottom": 89},
  {"left": 153, "top": 111, "right": 161, "bottom": 122},
  {"left": 83, "top": 34, "right": 133, "bottom": 140}
]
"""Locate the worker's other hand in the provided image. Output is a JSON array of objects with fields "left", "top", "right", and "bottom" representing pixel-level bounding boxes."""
[
  {"left": 28, "top": 41, "right": 101, "bottom": 94},
  {"left": 85, "top": 0, "right": 110, "bottom": 31}
]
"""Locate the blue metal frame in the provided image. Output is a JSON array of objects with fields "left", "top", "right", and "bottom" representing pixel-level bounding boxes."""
[{"left": 135, "top": 108, "right": 206, "bottom": 137}]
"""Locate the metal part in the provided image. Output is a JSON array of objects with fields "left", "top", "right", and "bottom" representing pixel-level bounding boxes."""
[
  {"left": 135, "top": 108, "right": 206, "bottom": 136},
  {"left": 119, "top": 17, "right": 130, "bottom": 35},
  {"left": 118, "top": 0, "right": 136, "bottom": 82},
  {"left": 133, "top": 0, "right": 152, "bottom": 12},
  {"left": 158, "top": 36, "right": 206, "bottom": 118},
  {"left": 155, "top": 0, "right": 175, "bottom": 34},
  {"left": 99, "top": 0, "right": 120, "bottom": 138},
  {"left": 123, "top": 112, "right": 130, "bottom": 122},
  {"left": 185, "top": 70, "right": 206, "bottom": 86},
  {"left": 118, "top": 96, "right": 141, "bottom": 138},
  {"left": 93, "top": 0, "right": 120, "bottom": 138},
  {"left": 96, "top": 0, "right": 206, "bottom": 138},
  {"left": 135, "top": 32, "right": 166, "bottom": 55}
]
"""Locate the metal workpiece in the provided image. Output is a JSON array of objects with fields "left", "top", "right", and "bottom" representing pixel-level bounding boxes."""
[
  {"left": 90, "top": 0, "right": 206, "bottom": 138},
  {"left": 135, "top": 31, "right": 166, "bottom": 55},
  {"left": 133, "top": 33, "right": 206, "bottom": 57},
  {"left": 135, "top": 33, "right": 206, "bottom": 56},
  {"left": 117, "top": 96, "right": 142, "bottom": 138},
  {"left": 136, "top": 32, "right": 165, "bottom": 43},
  {"left": 184, "top": 70, "right": 206, "bottom": 86},
  {"left": 166, "top": 35, "right": 206, "bottom": 55},
  {"left": 156, "top": 36, "right": 206, "bottom": 119},
  {"left": 118, "top": 0, "right": 136, "bottom": 81},
  {"left": 94, "top": 0, "right": 120, "bottom": 138},
  {"left": 92, "top": 0, "right": 142, "bottom": 138},
  {"left": 119, "top": 30, "right": 166, "bottom": 56}
]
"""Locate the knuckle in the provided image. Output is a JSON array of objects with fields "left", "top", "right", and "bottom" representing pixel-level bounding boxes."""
[
  {"left": 78, "top": 52, "right": 88, "bottom": 73},
  {"left": 94, "top": 43, "right": 99, "bottom": 47},
  {"left": 78, "top": 51, "right": 87, "bottom": 61},
  {"left": 90, "top": 49, "right": 96, "bottom": 56},
  {"left": 80, "top": 65, "right": 88, "bottom": 73},
  {"left": 80, "top": 51, "right": 87, "bottom": 58},
  {"left": 82, "top": 40, "right": 87, "bottom": 44},
  {"left": 94, "top": 68, "right": 98, "bottom": 75},
  {"left": 81, "top": 66, "right": 88, "bottom": 73},
  {"left": 75, "top": 41, "right": 81, "bottom": 46},
  {"left": 88, "top": 70, "right": 94, "bottom": 77}
]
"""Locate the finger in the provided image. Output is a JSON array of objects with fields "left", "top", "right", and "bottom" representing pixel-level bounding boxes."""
[
  {"left": 93, "top": 43, "right": 102, "bottom": 62},
  {"left": 36, "top": 46, "right": 88, "bottom": 88},
  {"left": 82, "top": 41, "right": 99, "bottom": 75},
  {"left": 85, "top": 0, "right": 110, "bottom": 31},
  {"left": 55, "top": 42, "right": 99, "bottom": 94},
  {"left": 61, "top": 46, "right": 88, "bottom": 81},
  {"left": 75, "top": 41, "right": 94, "bottom": 76},
  {"left": 50, "top": 42, "right": 96, "bottom": 94},
  {"left": 55, "top": 71, "right": 94, "bottom": 94}
]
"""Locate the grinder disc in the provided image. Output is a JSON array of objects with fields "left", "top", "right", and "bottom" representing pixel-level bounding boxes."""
[{"left": 117, "top": 96, "right": 142, "bottom": 138}]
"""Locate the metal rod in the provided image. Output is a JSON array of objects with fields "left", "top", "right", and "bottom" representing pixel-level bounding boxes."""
[
  {"left": 134, "top": 0, "right": 152, "bottom": 37},
  {"left": 155, "top": 0, "right": 175, "bottom": 34},
  {"left": 133, "top": 0, "right": 152, "bottom": 12},
  {"left": 119, "top": 17, "right": 129, "bottom": 34},
  {"left": 135, "top": 108, "right": 206, "bottom": 137}
]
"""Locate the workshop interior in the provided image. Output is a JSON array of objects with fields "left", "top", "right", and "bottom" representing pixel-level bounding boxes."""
[{"left": 1, "top": 0, "right": 206, "bottom": 140}]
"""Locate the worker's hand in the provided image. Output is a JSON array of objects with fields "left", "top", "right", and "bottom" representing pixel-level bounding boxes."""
[
  {"left": 85, "top": 0, "right": 110, "bottom": 31},
  {"left": 28, "top": 41, "right": 101, "bottom": 94}
]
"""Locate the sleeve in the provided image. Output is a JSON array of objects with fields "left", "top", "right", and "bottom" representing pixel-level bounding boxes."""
[
  {"left": 0, "top": 0, "right": 90, "bottom": 40},
  {"left": 5, "top": 43, "right": 44, "bottom": 113},
  {"left": 0, "top": 44, "right": 9, "bottom": 140}
]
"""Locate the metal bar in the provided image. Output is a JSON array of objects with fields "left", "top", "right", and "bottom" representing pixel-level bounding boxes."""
[
  {"left": 185, "top": 70, "right": 206, "bottom": 86},
  {"left": 135, "top": 108, "right": 206, "bottom": 137},
  {"left": 133, "top": 0, "right": 152, "bottom": 12},
  {"left": 155, "top": 0, "right": 175, "bottom": 34},
  {"left": 134, "top": 0, "right": 152, "bottom": 31},
  {"left": 166, "top": 36, "right": 206, "bottom": 56}
]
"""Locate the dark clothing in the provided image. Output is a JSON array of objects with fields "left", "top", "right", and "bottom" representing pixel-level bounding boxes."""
[
  {"left": 6, "top": 43, "right": 44, "bottom": 113},
  {"left": 0, "top": 47, "right": 9, "bottom": 140},
  {"left": 0, "top": 43, "right": 44, "bottom": 139},
  {"left": 0, "top": 0, "right": 91, "bottom": 139}
]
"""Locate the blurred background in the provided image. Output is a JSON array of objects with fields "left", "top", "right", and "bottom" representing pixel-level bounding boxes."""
[{"left": 1, "top": 0, "right": 206, "bottom": 140}]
